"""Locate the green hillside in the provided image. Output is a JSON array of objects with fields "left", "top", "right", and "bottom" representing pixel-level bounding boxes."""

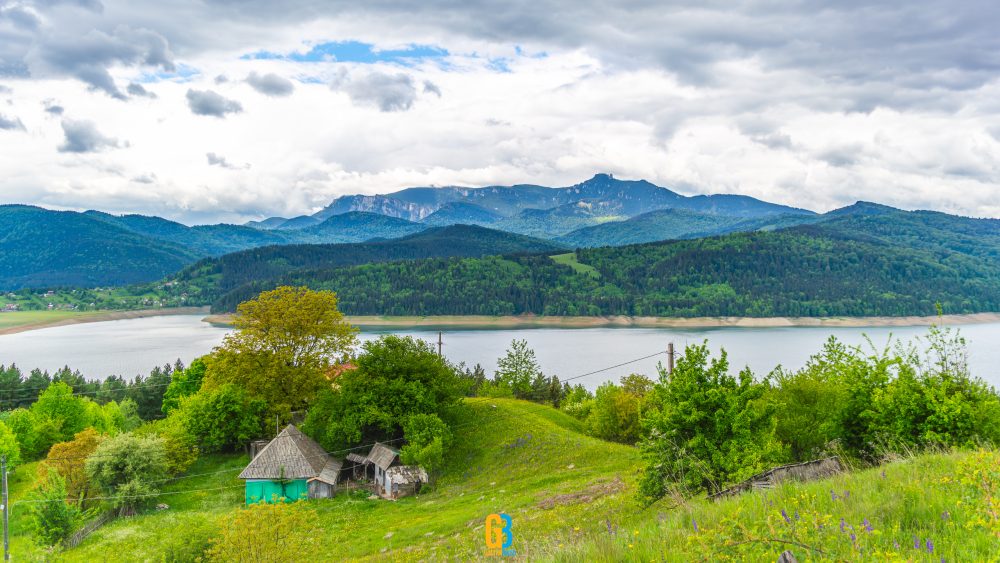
[
  {"left": 187, "top": 225, "right": 566, "bottom": 311},
  {"left": 219, "top": 207, "right": 1000, "bottom": 316},
  {"left": 0, "top": 205, "right": 199, "bottom": 289},
  {"left": 16, "top": 400, "right": 997, "bottom": 561}
]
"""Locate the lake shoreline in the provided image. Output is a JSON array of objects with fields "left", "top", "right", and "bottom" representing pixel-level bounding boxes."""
[
  {"left": 0, "top": 307, "right": 212, "bottom": 335},
  {"left": 204, "top": 312, "right": 1000, "bottom": 329}
]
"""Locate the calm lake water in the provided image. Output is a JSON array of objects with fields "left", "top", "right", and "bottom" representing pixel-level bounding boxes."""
[{"left": 1, "top": 314, "right": 999, "bottom": 389}]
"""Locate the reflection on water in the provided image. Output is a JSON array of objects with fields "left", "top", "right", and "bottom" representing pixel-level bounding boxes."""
[{"left": 1, "top": 315, "right": 998, "bottom": 390}]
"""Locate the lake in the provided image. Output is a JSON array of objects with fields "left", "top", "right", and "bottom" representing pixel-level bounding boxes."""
[{"left": 1, "top": 314, "right": 999, "bottom": 389}]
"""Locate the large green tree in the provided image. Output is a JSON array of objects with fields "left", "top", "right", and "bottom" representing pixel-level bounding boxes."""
[
  {"left": 303, "top": 335, "right": 463, "bottom": 450},
  {"left": 493, "top": 339, "right": 543, "bottom": 400},
  {"left": 85, "top": 433, "right": 169, "bottom": 516},
  {"left": 638, "top": 343, "right": 782, "bottom": 501},
  {"left": 202, "top": 286, "right": 358, "bottom": 413}
]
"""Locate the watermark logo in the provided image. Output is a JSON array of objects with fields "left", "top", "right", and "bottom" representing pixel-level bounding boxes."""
[{"left": 485, "top": 513, "right": 516, "bottom": 557}]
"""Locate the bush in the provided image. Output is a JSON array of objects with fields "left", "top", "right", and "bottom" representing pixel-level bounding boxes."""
[
  {"left": 205, "top": 501, "right": 320, "bottom": 562},
  {"left": 27, "top": 468, "right": 79, "bottom": 546},
  {"left": 85, "top": 433, "right": 169, "bottom": 516},
  {"left": 638, "top": 343, "right": 782, "bottom": 501},
  {"left": 175, "top": 383, "right": 267, "bottom": 453}
]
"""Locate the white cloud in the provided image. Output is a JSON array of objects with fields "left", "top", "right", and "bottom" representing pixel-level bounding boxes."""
[{"left": 0, "top": 1, "right": 997, "bottom": 223}]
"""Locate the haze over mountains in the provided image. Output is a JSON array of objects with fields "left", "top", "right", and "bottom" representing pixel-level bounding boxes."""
[{"left": 0, "top": 174, "right": 996, "bottom": 294}]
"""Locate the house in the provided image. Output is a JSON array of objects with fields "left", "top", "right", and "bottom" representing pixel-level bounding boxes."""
[
  {"left": 238, "top": 425, "right": 344, "bottom": 504},
  {"left": 349, "top": 442, "right": 428, "bottom": 499}
]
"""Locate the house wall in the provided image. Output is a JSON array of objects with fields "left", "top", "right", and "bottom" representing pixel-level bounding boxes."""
[
  {"left": 245, "top": 479, "right": 309, "bottom": 504},
  {"left": 308, "top": 481, "right": 335, "bottom": 499}
]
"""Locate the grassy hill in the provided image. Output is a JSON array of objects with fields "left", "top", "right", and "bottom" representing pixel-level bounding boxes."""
[{"left": 11, "top": 399, "right": 996, "bottom": 561}]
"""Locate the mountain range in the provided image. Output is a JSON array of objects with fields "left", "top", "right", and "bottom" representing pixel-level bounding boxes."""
[{"left": 1, "top": 175, "right": 997, "bottom": 298}]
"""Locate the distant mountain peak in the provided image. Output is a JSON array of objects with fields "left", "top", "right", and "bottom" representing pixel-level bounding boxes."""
[{"left": 827, "top": 201, "right": 898, "bottom": 217}]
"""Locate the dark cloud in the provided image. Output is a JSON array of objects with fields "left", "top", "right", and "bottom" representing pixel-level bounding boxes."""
[
  {"left": 27, "top": 26, "right": 174, "bottom": 99},
  {"left": 0, "top": 113, "right": 26, "bottom": 131},
  {"left": 57, "top": 118, "right": 124, "bottom": 152},
  {"left": 206, "top": 152, "right": 249, "bottom": 169},
  {"left": 246, "top": 71, "right": 294, "bottom": 97},
  {"left": 0, "top": 5, "right": 41, "bottom": 30},
  {"left": 422, "top": 80, "right": 441, "bottom": 97},
  {"left": 818, "top": 144, "right": 865, "bottom": 168},
  {"left": 126, "top": 82, "right": 156, "bottom": 98},
  {"left": 214, "top": 74, "right": 228, "bottom": 84},
  {"left": 333, "top": 71, "right": 417, "bottom": 112},
  {"left": 43, "top": 100, "right": 64, "bottom": 114},
  {"left": 186, "top": 89, "right": 242, "bottom": 117}
]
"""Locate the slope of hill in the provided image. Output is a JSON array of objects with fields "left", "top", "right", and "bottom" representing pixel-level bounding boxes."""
[
  {"left": 241, "top": 207, "right": 1000, "bottom": 317},
  {"left": 0, "top": 205, "right": 199, "bottom": 289},
  {"left": 557, "top": 208, "right": 817, "bottom": 247},
  {"left": 295, "top": 211, "right": 427, "bottom": 242},
  {"left": 420, "top": 202, "right": 502, "bottom": 226},
  {"left": 179, "top": 225, "right": 565, "bottom": 310},
  {"left": 23, "top": 400, "right": 996, "bottom": 561}
]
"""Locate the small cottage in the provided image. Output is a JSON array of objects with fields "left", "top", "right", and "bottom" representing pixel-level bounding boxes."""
[
  {"left": 239, "top": 425, "right": 344, "bottom": 504},
  {"left": 350, "top": 442, "right": 428, "bottom": 499}
]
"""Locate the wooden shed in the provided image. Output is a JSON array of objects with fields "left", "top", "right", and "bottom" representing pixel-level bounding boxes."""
[
  {"left": 239, "top": 425, "right": 344, "bottom": 504},
  {"left": 385, "top": 465, "right": 428, "bottom": 499}
]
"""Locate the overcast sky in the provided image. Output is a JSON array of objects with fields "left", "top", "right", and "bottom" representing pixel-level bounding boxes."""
[{"left": 1, "top": 0, "right": 999, "bottom": 224}]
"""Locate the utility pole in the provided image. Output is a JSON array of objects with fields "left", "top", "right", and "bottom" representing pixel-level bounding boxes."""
[
  {"left": 3, "top": 454, "right": 9, "bottom": 561},
  {"left": 437, "top": 332, "right": 443, "bottom": 357},
  {"left": 667, "top": 342, "right": 675, "bottom": 375}
]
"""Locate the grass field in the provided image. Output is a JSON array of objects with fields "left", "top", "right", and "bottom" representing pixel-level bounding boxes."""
[
  {"left": 549, "top": 253, "right": 600, "bottom": 278},
  {"left": 7, "top": 400, "right": 998, "bottom": 561},
  {"left": 0, "top": 310, "right": 96, "bottom": 331}
]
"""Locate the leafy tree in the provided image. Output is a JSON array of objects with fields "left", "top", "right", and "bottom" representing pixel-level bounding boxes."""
[
  {"left": 85, "top": 433, "right": 169, "bottom": 516},
  {"left": 42, "top": 428, "right": 102, "bottom": 507},
  {"left": 27, "top": 468, "right": 79, "bottom": 546},
  {"left": 3, "top": 408, "right": 43, "bottom": 460},
  {"left": 638, "top": 343, "right": 782, "bottom": 501},
  {"left": 205, "top": 501, "right": 320, "bottom": 562},
  {"left": 161, "top": 357, "right": 207, "bottom": 414},
  {"left": 31, "top": 382, "right": 89, "bottom": 444},
  {"left": 203, "top": 286, "right": 358, "bottom": 412},
  {"left": 585, "top": 374, "right": 653, "bottom": 444},
  {"left": 400, "top": 414, "right": 453, "bottom": 482},
  {"left": 494, "top": 339, "right": 543, "bottom": 400},
  {"left": 175, "top": 384, "right": 267, "bottom": 453},
  {"left": 134, "top": 416, "right": 198, "bottom": 475},
  {"left": 302, "top": 335, "right": 463, "bottom": 451},
  {"left": 0, "top": 420, "right": 22, "bottom": 468}
]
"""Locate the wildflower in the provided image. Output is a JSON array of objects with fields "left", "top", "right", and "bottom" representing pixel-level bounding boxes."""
[
  {"left": 831, "top": 490, "right": 838, "bottom": 501},
  {"left": 628, "top": 544, "right": 634, "bottom": 549},
  {"left": 692, "top": 519, "right": 699, "bottom": 533},
  {"left": 941, "top": 511, "right": 949, "bottom": 521},
  {"left": 781, "top": 509, "right": 791, "bottom": 524},
  {"left": 893, "top": 540, "right": 900, "bottom": 549},
  {"left": 926, "top": 539, "right": 934, "bottom": 554},
  {"left": 573, "top": 527, "right": 580, "bottom": 532},
  {"left": 863, "top": 518, "right": 872, "bottom": 533},
  {"left": 914, "top": 536, "right": 920, "bottom": 549},
  {"left": 634, "top": 530, "right": 639, "bottom": 536},
  {"left": 881, "top": 470, "right": 886, "bottom": 479},
  {"left": 850, "top": 532, "right": 857, "bottom": 543},
  {"left": 794, "top": 511, "right": 800, "bottom": 521},
  {"left": 840, "top": 518, "right": 846, "bottom": 533}
]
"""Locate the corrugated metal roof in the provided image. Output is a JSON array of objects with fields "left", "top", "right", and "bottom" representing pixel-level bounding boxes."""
[
  {"left": 239, "top": 425, "right": 337, "bottom": 480},
  {"left": 367, "top": 442, "right": 399, "bottom": 471}
]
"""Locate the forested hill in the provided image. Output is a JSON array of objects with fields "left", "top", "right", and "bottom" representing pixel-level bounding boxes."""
[
  {"left": 179, "top": 225, "right": 565, "bottom": 307},
  {"left": 209, "top": 207, "right": 1000, "bottom": 316}
]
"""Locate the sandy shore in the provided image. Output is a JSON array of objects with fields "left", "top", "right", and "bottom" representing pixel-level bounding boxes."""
[
  {"left": 0, "top": 307, "right": 211, "bottom": 336},
  {"left": 202, "top": 312, "right": 1000, "bottom": 329}
]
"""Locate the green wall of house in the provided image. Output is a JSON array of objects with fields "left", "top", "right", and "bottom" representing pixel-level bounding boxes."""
[{"left": 245, "top": 479, "right": 308, "bottom": 504}]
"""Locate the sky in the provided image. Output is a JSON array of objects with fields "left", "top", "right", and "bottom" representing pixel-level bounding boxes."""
[{"left": 1, "top": 0, "right": 999, "bottom": 224}]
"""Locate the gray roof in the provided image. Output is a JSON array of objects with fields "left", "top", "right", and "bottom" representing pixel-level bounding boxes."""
[
  {"left": 366, "top": 442, "right": 399, "bottom": 471},
  {"left": 346, "top": 453, "right": 367, "bottom": 464},
  {"left": 310, "top": 458, "right": 344, "bottom": 485},
  {"left": 386, "top": 465, "right": 428, "bottom": 485},
  {"left": 239, "top": 425, "right": 337, "bottom": 480}
]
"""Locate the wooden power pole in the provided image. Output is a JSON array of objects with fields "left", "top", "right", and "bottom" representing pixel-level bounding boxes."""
[
  {"left": 438, "top": 332, "right": 443, "bottom": 357},
  {"left": 667, "top": 342, "right": 675, "bottom": 375},
  {"left": 2, "top": 454, "right": 8, "bottom": 561}
]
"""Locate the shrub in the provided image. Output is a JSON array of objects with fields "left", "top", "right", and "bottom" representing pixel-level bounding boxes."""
[
  {"left": 27, "top": 468, "right": 79, "bottom": 546},
  {"left": 205, "top": 501, "right": 320, "bottom": 562},
  {"left": 85, "top": 433, "right": 169, "bottom": 516}
]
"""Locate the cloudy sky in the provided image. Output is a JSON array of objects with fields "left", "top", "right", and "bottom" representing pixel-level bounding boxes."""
[{"left": 1, "top": 0, "right": 999, "bottom": 224}]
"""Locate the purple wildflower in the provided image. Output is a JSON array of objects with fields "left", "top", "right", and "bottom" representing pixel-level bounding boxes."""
[
  {"left": 927, "top": 539, "right": 934, "bottom": 554},
  {"left": 831, "top": 490, "right": 838, "bottom": 501},
  {"left": 863, "top": 518, "right": 873, "bottom": 533},
  {"left": 914, "top": 536, "right": 920, "bottom": 549},
  {"left": 881, "top": 470, "right": 886, "bottom": 479},
  {"left": 894, "top": 540, "right": 900, "bottom": 550},
  {"left": 941, "top": 511, "right": 950, "bottom": 521},
  {"left": 850, "top": 532, "right": 857, "bottom": 543},
  {"left": 781, "top": 509, "right": 791, "bottom": 524},
  {"left": 840, "top": 518, "right": 846, "bottom": 533},
  {"left": 692, "top": 519, "right": 698, "bottom": 533}
]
